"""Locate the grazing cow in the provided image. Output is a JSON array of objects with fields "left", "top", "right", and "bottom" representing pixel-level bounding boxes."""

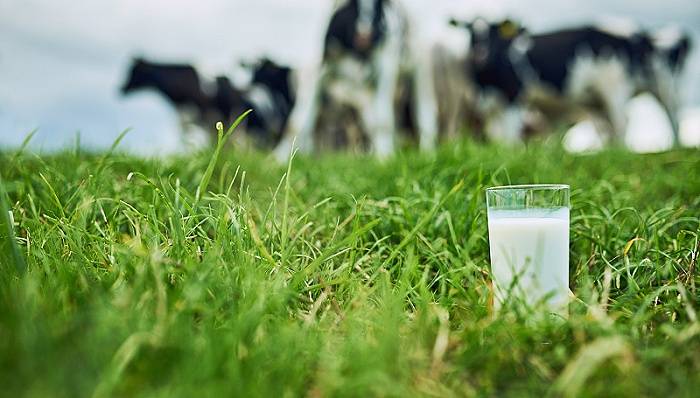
[
  {"left": 273, "top": 0, "right": 438, "bottom": 160},
  {"left": 241, "top": 58, "right": 297, "bottom": 145},
  {"left": 450, "top": 19, "right": 691, "bottom": 145},
  {"left": 429, "top": 27, "right": 477, "bottom": 141},
  {"left": 121, "top": 57, "right": 295, "bottom": 147}
]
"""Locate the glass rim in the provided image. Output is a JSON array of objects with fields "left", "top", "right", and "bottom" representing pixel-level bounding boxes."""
[{"left": 486, "top": 184, "right": 569, "bottom": 192}]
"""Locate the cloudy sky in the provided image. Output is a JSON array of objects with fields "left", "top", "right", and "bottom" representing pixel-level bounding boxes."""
[{"left": 1, "top": 0, "right": 698, "bottom": 154}]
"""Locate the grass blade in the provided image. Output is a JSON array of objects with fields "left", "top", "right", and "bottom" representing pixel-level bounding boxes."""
[
  {"left": 0, "top": 175, "right": 26, "bottom": 275},
  {"left": 196, "top": 110, "right": 252, "bottom": 201}
]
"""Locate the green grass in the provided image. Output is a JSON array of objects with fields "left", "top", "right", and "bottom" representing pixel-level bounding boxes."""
[{"left": 0, "top": 136, "right": 699, "bottom": 397}]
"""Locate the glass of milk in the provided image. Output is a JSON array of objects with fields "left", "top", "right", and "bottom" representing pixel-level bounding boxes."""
[{"left": 486, "top": 184, "right": 570, "bottom": 316}]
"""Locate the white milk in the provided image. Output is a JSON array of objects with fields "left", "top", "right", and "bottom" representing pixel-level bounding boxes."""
[{"left": 487, "top": 208, "right": 569, "bottom": 314}]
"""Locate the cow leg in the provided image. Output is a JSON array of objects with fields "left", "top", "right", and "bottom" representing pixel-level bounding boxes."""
[
  {"left": 177, "top": 108, "right": 195, "bottom": 136},
  {"left": 658, "top": 98, "right": 681, "bottom": 147},
  {"left": 177, "top": 107, "right": 201, "bottom": 142},
  {"left": 598, "top": 85, "right": 631, "bottom": 145},
  {"left": 273, "top": 66, "right": 322, "bottom": 162},
  {"left": 411, "top": 45, "right": 438, "bottom": 151},
  {"left": 502, "top": 105, "right": 525, "bottom": 143},
  {"left": 175, "top": 108, "right": 213, "bottom": 151},
  {"left": 485, "top": 101, "right": 524, "bottom": 144},
  {"left": 650, "top": 63, "right": 682, "bottom": 146},
  {"left": 431, "top": 45, "right": 465, "bottom": 141},
  {"left": 585, "top": 57, "right": 632, "bottom": 144},
  {"left": 365, "top": 40, "right": 402, "bottom": 158},
  {"left": 360, "top": 97, "right": 393, "bottom": 158}
]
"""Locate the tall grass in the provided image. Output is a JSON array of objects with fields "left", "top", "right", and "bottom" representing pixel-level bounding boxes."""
[{"left": 0, "top": 135, "right": 698, "bottom": 397}]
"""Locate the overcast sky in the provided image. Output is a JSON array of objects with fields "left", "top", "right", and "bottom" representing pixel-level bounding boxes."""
[{"left": 1, "top": 0, "right": 698, "bottom": 154}]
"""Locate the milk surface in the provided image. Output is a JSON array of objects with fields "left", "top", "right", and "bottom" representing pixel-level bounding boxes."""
[{"left": 487, "top": 208, "right": 569, "bottom": 314}]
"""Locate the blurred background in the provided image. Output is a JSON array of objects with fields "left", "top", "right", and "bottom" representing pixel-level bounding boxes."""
[{"left": 1, "top": 0, "right": 699, "bottom": 155}]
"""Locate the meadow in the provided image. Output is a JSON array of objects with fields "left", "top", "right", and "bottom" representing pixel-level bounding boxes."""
[{"left": 1, "top": 128, "right": 699, "bottom": 397}]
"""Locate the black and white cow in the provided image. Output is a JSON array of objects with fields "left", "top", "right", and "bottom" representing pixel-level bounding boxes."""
[
  {"left": 240, "top": 58, "right": 297, "bottom": 145},
  {"left": 450, "top": 19, "right": 691, "bottom": 145},
  {"left": 121, "top": 57, "right": 295, "bottom": 147},
  {"left": 273, "top": 0, "right": 438, "bottom": 160}
]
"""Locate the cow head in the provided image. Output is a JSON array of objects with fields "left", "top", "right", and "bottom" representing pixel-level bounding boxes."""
[
  {"left": 653, "top": 27, "right": 692, "bottom": 72},
  {"left": 325, "top": 0, "right": 388, "bottom": 59},
  {"left": 450, "top": 18, "right": 527, "bottom": 69},
  {"left": 669, "top": 34, "right": 692, "bottom": 71},
  {"left": 354, "top": 0, "right": 386, "bottom": 52},
  {"left": 249, "top": 59, "right": 292, "bottom": 89},
  {"left": 121, "top": 57, "right": 151, "bottom": 94},
  {"left": 240, "top": 58, "right": 295, "bottom": 104}
]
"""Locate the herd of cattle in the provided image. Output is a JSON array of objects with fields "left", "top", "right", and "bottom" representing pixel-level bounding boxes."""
[{"left": 121, "top": 0, "right": 692, "bottom": 159}]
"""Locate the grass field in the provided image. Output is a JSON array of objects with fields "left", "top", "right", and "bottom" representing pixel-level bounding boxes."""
[{"left": 1, "top": 132, "right": 699, "bottom": 397}]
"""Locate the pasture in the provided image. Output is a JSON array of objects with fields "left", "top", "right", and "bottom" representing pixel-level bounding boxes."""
[{"left": 1, "top": 131, "right": 698, "bottom": 397}]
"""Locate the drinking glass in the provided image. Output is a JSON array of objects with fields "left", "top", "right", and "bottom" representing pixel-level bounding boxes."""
[{"left": 485, "top": 184, "right": 570, "bottom": 315}]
